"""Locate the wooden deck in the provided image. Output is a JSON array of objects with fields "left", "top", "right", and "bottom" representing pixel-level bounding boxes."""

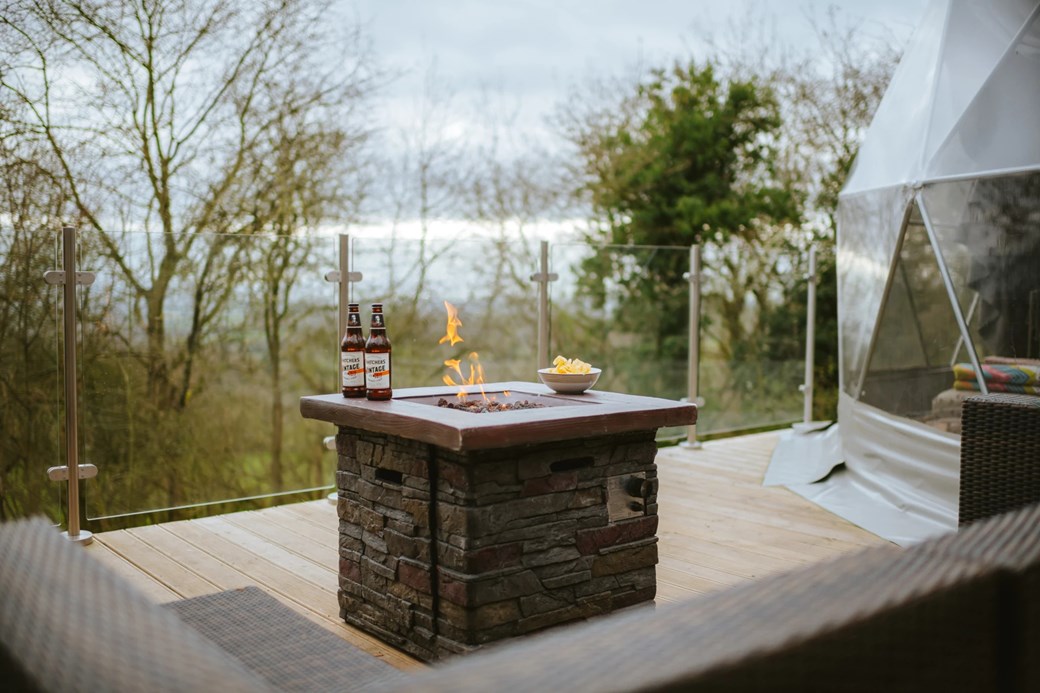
[{"left": 86, "top": 431, "right": 886, "bottom": 671}]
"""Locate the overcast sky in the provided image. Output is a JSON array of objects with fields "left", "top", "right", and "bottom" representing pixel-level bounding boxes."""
[
  {"left": 345, "top": 0, "right": 929, "bottom": 144},
  {"left": 336, "top": 1, "right": 930, "bottom": 236}
]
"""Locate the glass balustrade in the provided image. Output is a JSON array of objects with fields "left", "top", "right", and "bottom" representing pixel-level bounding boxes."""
[
  {"left": 550, "top": 241, "right": 803, "bottom": 439},
  {"left": 697, "top": 242, "right": 805, "bottom": 435},
  {"left": 0, "top": 227, "right": 63, "bottom": 524},
  {"left": 1, "top": 225, "right": 813, "bottom": 530},
  {"left": 74, "top": 229, "right": 338, "bottom": 524},
  {"left": 549, "top": 243, "right": 691, "bottom": 440},
  {"left": 351, "top": 234, "right": 542, "bottom": 390}
]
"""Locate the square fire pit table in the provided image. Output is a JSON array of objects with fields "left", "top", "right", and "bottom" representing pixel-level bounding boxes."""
[{"left": 300, "top": 382, "right": 696, "bottom": 660}]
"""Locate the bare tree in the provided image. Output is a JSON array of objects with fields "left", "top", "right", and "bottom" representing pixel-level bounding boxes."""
[
  {"left": 694, "top": 5, "right": 901, "bottom": 417},
  {"left": 0, "top": 0, "right": 379, "bottom": 413},
  {"left": 245, "top": 107, "right": 367, "bottom": 488},
  {"left": 459, "top": 87, "right": 566, "bottom": 376},
  {"left": 372, "top": 61, "right": 469, "bottom": 333},
  {"left": 779, "top": 9, "right": 900, "bottom": 233},
  {"left": 0, "top": 135, "right": 68, "bottom": 520},
  {"left": 548, "top": 6, "right": 900, "bottom": 420},
  {"left": 367, "top": 70, "right": 569, "bottom": 384},
  {"left": 1, "top": 0, "right": 379, "bottom": 516}
]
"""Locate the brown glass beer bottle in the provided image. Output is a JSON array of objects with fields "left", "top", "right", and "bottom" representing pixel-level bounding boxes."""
[
  {"left": 341, "top": 303, "right": 366, "bottom": 398},
  {"left": 365, "top": 303, "right": 392, "bottom": 400}
]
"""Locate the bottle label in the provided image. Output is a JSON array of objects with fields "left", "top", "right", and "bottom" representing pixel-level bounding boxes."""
[
  {"left": 365, "top": 352, "right": 391, "bottom": 389},
  {"left": 348, "top": 312, "right": 361, "bottom": 327},
  {"left": 372, "top": 314, "right": 385, "bottom": 329},
  {"left": 342, "top": 351, "right": 365, "bottom": 388}
]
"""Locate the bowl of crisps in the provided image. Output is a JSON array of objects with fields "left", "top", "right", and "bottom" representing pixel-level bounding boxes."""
[{"left": 538, "top": 355, "right": 601, "bottom": 394}]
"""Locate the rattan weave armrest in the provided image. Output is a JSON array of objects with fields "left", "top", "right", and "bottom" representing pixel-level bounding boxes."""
[
  {"left": 959, "top": 393, "right": 1040, "bottom": 527},
  {"left": 0, "top": 518, "right": 275, "bottom": 693},
  {"left": 381, "top": 503, "right": 1040, "bottom": 693}
]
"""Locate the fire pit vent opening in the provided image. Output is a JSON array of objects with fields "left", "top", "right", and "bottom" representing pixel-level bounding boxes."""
[
  {"left": 550, "top": 457, "right": 595, "bottom": 472},
  {"left": 374, "top": 467, "right": 403, "bottom": 485}
]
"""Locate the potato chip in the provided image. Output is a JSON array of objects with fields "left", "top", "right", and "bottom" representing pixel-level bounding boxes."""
[{"left": 551, "top": 355, "right": 592, "bottom": 374}]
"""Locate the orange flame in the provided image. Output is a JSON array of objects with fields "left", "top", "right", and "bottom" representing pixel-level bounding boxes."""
[
  {"left": 439, "top": 301, "right": 464, "bottom": 346},
  {"left": 442, "top": 352, "right": 488, "bottom": 400},
  {"left": 439, "top": 303, "right": 491, "bottom": 401}
]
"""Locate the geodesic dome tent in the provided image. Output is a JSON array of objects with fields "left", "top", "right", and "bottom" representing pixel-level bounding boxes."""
[{"left": 782, "top": 0, "right": 1040, "bottom": 545}]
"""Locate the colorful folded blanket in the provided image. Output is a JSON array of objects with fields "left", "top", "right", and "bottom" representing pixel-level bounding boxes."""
[
  {"left": 953, "top": 362, "right": 1040, "bottom": 386},
  {"left": 953, "top": 380, "right": 1040, "bottom": 395},
  {"left": 983, "top": 356, "right": 1040, "bottom": 367}
]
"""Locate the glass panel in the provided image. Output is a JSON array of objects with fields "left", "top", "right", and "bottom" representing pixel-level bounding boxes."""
[
  {"left": 838, "top": 186, "right": 911, "bottom": 397},
  {"left": 922, "top": 172, "right": 1040, "bottom": 394},
  {"left": 351, "top": 235, "right": 541, "bottom": 390},
  {"left": 0, "top": 226, "right": 63, "bottom": 524},
  {"left": 698, "top": 241, "right": 804, "bottom": 434},
  {"left": 697, "top": 358, "right": 804, "bottom": 435},
  {"left": 925, "top": 173, "right": 1040, "bottom": 360},
  {"left": 79, "top": 230, "right": 338, "bottom": 521},
  {"left": 548, "top": 240, "right": 804, "bottom": 438},
  {"left": 860, "top": 201, "right": 972, "bottom": 434},
  {"left": 548, "top": 243, "right": 690, "bottom": 440}
]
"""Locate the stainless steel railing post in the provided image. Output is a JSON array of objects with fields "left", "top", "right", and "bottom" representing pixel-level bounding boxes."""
[
  {"left": 801, "top": 245, "right": 817, "bottom": 425},
  {"left": 530, "top": 240, "right": 557, "bottom": 370},
  {"left": 338, "top": 234, "right": 350, "bottom": 341},
  {"left": 681, "top": 244, "right": 702, "bottom": 450},
  {"left": 324, "top": 233, "right": 363, "bottom": 384},
  {"left": 324, "top": 233, "right": 363, "bottom": 502},
  {"left": 51, "top": 226, "right": 93, "bottom": 544}
]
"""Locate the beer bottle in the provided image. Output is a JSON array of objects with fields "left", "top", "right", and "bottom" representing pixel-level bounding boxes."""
[
  {"left": 340, "top": 303, "right": 366, "bottom": 398},
  {"left": 365, "top": 303, "right": 392, "bottom": 400}
]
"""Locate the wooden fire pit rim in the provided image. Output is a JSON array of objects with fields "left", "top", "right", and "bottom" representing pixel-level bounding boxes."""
[{"left": 300, "top": 381, "right": 697, "bottom": 452}]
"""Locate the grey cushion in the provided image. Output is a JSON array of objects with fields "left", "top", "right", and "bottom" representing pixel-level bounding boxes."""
[{"left": 0, "top": 517, "right": 275, "bottom": 693}]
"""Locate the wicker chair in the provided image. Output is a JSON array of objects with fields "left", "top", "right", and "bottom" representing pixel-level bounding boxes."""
[
  {"left": 959, "top": 393, "right": 1040, "bottom": 526},
  {"left": 4, "top": 501, "right": 1040, "bottom": 692}
]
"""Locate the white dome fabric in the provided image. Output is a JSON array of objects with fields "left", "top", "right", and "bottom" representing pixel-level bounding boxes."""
[
  {"left": 840, "top": 0, "right": 948, "bottom": 197},
  {"left": 836, "top": 186, "right": 911, "bottom": 400},
  {"left": 843, "top": 0, "right": 1039, "bottom": 197},
  {"left": 926, "top": 8, "right": 1040, "bottom": 179}
]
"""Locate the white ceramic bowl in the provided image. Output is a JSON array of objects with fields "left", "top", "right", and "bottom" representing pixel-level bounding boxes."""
[{"left": 537, "top": 367, "right": 602, "bottom": 394}]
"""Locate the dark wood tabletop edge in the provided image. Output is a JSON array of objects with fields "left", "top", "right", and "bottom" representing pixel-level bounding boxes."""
[
  {"left": 299, "top": 385, "right": 697, "bottom": 452},
  {"left": 456, "top": 406, "right": 697, "bottom": 450},
  {"left": 299, "top": 395, "right": 465, "bottom": 450}
]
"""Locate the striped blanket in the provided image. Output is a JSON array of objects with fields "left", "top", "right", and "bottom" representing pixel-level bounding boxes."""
[{"left": 953, "top": 362, "right": 1040, "bottom": 395}]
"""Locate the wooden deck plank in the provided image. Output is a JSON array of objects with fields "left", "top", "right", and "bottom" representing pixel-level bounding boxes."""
[
  {"left": 84, "top": 540, "right": 181, "bottom": 602},
  {"left": 94, "top": 528, "right": 221, "bottom": 598},
  {"left": 94, "top": 430, "right": 886, "bottom": 674},
  {"left": 224, "top": 508, "right": 339, "bottom": 570},
  {"left": 275, "top": 501, "right": 339, "bottom": 535},
  {"left": 656, "top": 560, "right": 734, "bottom": 594},
  {"left": 263, "top": 502, "right": 339, "bottom": 538},
  {"left": 127, "top": 524, "right": 257, "bottom": 591},
  {"left": 194, "top": 515, "right": 337, "bottom": 588},
  {"left": 170, "top": 517, "right": 337, "bottom": 605}
]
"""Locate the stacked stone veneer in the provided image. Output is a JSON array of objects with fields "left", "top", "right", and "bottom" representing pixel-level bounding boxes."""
[{"left": 335, "top": 426, "right": 661, "bottom": 661}]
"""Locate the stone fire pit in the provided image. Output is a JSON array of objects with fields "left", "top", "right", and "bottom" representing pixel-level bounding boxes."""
[{"left": 300, "top": 382, "right": 696, "bottom": 660}]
